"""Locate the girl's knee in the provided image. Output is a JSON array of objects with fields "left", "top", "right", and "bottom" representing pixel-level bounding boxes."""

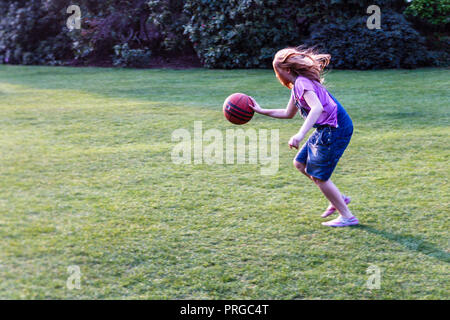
[
  {"left": 293, "top": 160, "right": 305, "bottom": 172},
  {"left": 312, "top": 176, "right": 326, "bottom": 184}
]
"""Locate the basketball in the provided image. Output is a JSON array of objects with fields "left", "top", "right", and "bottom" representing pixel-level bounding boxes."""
[{"left": 223, "top": 93, "right": 255, "bottom": 125}]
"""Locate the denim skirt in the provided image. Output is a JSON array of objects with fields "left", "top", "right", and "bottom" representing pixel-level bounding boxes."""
[{"left": 295, "top": 93, "right": 353, "bottom": 181}]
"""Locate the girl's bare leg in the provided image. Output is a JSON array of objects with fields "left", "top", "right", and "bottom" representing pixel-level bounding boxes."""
[
  {"left": 293, "top": 160, "right": 314, "bottom": 181},
  {"left": 312, "top": 179, "right": 353, "bottom": 219},
  {"left": 293, "top": 160, "right": 352, "bottom": 218}
]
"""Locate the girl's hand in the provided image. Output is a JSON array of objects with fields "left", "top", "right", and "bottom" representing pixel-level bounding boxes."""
[
  {"left": 248, "top": 97, "right": 263, "bottom": 114},
  {"left": 288, "top": 133, "right": 305, "bottom": 149}
]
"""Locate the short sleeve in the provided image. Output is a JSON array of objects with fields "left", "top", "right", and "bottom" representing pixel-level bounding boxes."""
[{"left": 294, "top": 77, "right": 315, "bottom": 100}]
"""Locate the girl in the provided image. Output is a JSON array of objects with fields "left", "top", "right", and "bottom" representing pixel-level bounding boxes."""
[{"left": 250, "top": 47, "right": 358, "bottom": 227}]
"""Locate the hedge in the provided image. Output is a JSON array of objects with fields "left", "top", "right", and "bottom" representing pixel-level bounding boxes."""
[{"left": 0, "top": 0, "right": 447, "bottom": 69}]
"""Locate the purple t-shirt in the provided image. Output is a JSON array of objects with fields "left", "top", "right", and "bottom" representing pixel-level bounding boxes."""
[{"left": 292, "top": 76, "right": 338, "bottom": 127}]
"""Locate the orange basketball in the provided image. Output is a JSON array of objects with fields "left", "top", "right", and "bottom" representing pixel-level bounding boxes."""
[{"left": 223, "top": 93, "right": 255, "bottom": 125}]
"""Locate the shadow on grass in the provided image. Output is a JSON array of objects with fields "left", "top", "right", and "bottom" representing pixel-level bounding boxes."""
[{"left": 356, "top": 225, "right": 450, "bottom": 263}]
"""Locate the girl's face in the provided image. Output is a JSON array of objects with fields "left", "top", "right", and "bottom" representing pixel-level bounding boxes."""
[
  {"left": 276, "top": 67, "right": 291, "bottom": 82},
  {"left": 274, "top": 65, "right": 296, "bottom": 88}
]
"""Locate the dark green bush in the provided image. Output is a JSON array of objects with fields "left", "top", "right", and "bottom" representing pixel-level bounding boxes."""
[
  {"left": 404, "top": 0, "right": 450, "bottom": 26},
  {"left": 148, "top": 0, "right": 191, "bottom": 54},
  {"left": 113, "top": 43, "right": 152, "bottom": 67},
  {"left": 0, "top": 0, "right": 446, "bottom": 69},
  {"left": 183, "top": 0, "right": 320, "bottom": 69},
  {"left": 404, "top": 0, "right": 449, "bottom": 66},
  {"left": 69, "top": 0, "right": 191, "bottom": 65},
  {"left": 305, "top": 11, "right": 434, "bottom": 69},
  {"left": 182, "top": 0, "right": 433, "bottom": 69},
  {"left": 0, "top": 1, "right": 72, "bottom": 65},
  {"left": 68, "top": 0, "right": 152, "bottom": 64}
]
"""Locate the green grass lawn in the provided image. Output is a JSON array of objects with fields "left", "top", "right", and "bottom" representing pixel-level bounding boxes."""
[{"left": 0, "top": 65, "right": 448, "bottom": 299}]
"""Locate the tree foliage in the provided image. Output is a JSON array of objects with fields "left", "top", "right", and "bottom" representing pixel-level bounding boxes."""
[
  {"left": 0, "top": 0, "right": 72, "bottom": 65},
  {"left": 404, "top": 0, "right": 450, "bottom": 26},
  {"left": 0, "top": 0, "right": 447, "bottom": 68},
  {"left": 306, "top": 11, "right": 434, "bottom": 69}
]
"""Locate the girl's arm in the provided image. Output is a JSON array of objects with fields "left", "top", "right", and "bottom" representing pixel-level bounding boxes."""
[
  {"left": 249, "top": 94, "right": 298, "bottom": 119},
  {"left": 288, "top": 90, "right": 324, "bottom": 149},
  {"left": 296, "top": 90, "right": 324, "bottom": 137}
]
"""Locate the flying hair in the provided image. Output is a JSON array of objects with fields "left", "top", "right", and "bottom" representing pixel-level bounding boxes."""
[{"left": 273, "top": 46, "right": 331, "bottom": 89}]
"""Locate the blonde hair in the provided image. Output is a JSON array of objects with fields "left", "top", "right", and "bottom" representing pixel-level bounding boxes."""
[{"left": 273, "top": 46, "right": 331, "bottom": 89}]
